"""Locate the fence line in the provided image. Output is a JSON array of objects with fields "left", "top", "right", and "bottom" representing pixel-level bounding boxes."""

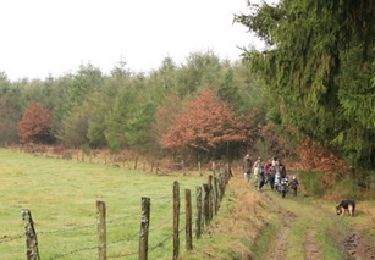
[
  {"left": 6, "top": 163, "right": 232, "bottom": 259},
  {"left": 37, "top": 223, "right": 95, "bottom": 235},
  {"left": 0, "top": 233, "right": 24, "bottom": 243},
  {"left": 51, "top": 245, "right": 98, "bottom": 259},
  {"left": 15, "top": 145, "right": 230, "bottom": 178},
  {"left": 107, "top": 235, "right": 138, "bottom": 248}
]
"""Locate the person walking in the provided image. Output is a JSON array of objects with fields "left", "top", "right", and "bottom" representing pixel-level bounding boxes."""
[
  {"left": 274, "top": 159, "right": 282, "bottom": 191},
  {"left": 253, "top": 156, "right": 262, "bottom": 188},
  {"left": 243, "top": 154, "right": 252, "bottom": 183},
  {"left": 290, "top": 176, "right": 299, "bottom": 197}
]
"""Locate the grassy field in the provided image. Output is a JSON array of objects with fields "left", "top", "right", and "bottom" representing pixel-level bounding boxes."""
[{"left": 0, "top": 149, "right": 206, "bottom": 259}]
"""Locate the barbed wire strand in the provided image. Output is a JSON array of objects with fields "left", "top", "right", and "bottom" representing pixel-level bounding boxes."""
[
  {"left": 50, "top": 244, "right": 98, "bottom": 259},
  {"left": 38, "top": 215, "right": 138, "bottom": 236},
  {"left": 0, "top": 233, "right": 24, "bottom": 243},
  {"left": 149, "top": 226, "right": 185, "bottom": 252},
  {"left": 107, "top": 215, "right": 139, "bottom": 225},
  {"left": 108, "top": 250, "right": 138, "bottom": 259},
  {"left": 107, "top": 232, "right": 139, "bottom": 248},
  {"left": 37, "top": 223, "right": 95, "bottom": 235}
]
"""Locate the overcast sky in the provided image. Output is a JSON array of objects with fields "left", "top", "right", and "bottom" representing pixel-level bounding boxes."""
[{"left": 0, "top": 0, "right": 264, "bottom": 81}]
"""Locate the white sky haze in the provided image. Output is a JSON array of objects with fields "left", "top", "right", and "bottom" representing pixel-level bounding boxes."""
[{"left": 0, "top": 0, "right": 263, "bottom": 81}]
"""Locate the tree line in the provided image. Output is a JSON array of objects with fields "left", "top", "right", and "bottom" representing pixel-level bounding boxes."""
[
  {"left": 0, "top": 52, "right": 265, "bottom": 160},
  {"left": 4, "top": 0, "right": 374, "bottom": 169}
]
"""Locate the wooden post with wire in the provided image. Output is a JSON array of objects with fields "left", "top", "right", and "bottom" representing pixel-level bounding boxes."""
[
  {"left": 181, "top": 160, "right": 186, "bottom": 176},
  {"left": 208, "top": 175, "right": 214, "bottom": 219},
  {"left": 185, "top": 189, "right": 193, "bottom": 250},
  {"left": 138, "top": 197, "right": 150, "bottom": 260},
  {"left": 96, "top": 200, "right": 106, "bottom": 260},
  {"left": 195, "top": 186, "right": 203, "bottom": 238},
  {"left": 203, "top": 184, "right": 210, "bottom": 226},
  {"left": 173, "top": 181, "right": 180, "bottom": 260},
  {"left": 214, "top": 177, "right": 220, "bottom": 211},
  {"left": 22, "top": 209, "right": 40, "bottom": 260}
]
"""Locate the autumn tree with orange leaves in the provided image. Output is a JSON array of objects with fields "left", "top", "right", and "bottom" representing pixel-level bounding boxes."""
[
  {"left": 18, "top": 102, "right": 53, "bottom": 144},
  {"left": 160, "top": 88, "right": 256, "bottom": 153}
]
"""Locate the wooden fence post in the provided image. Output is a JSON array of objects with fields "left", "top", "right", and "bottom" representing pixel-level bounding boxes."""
[
  {"left": 198, "top": 161, "right": 202, "bottom": 176},
  {"left": 214, "top": 177, "right": 220, "bottom": 211},
  {"left": 22, "top": 209, "right": 40, "bottom": 260},
  {"left": 208, "top": 175, "right": 214, "bottom": 219},
  {"left": 134, "top": 155, "right": 138, "bottom": 170},
  {"left": 173, "top": 181, "right": 180, "bottom": 260},
  {"left": 96, "top": 200, "right": 106, "bottom": 260},
  {"left": 155, "top": 162, "right": 159, "bottom": 175},
  {"left": 220, "top": 175, "right": 225, "bottom": 196},
  {"left": 195, "top": 187, "right": 203, "bottom": 238},
  {"left": 185, "top": 189, "right": 193, "bottom": 250},
  {"left": 138, "top": 197, "right": 150, "bottom": 260},
  {"left": 181, "top": 160, "right": 186, "bottom": 176},
  {"left": 203, "top": 184, "right": 210, "bottom": 227}
]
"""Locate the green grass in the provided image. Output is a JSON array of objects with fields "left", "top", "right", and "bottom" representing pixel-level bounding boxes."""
[
  {"left": 181, "top": 187, "right": 237, "bottom": 260},
  {"left": 254, "top": 193, "right": 345, "bottom": 260},
  {"left": 0, "top": 149, "right": 206, "bottom": 259},
  {"left": 251, "top": 214, "right": 280, "bottom": 259}
]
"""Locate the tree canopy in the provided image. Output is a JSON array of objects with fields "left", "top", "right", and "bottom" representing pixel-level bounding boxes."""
[
  {"left": 160, "top": 88, "right": 255, "bottom": 152},
  {"left": 0, "top": 52, "right": 264, "bottom": 159},
  {"left": 236, "top": 0, "right": 375, "bottom": 167},
  {"left": 18, "top": 102, "right": 53, "bottom": 144}
]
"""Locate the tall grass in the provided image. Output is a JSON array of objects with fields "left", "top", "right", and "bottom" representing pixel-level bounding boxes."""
[{"left": 298, "top": 171, "right": 373, "bottom": 199}]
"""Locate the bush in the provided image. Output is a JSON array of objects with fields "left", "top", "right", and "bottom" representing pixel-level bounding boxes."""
[
  {"left": 298, "top": 171, "right": 374, "bottom": 199},
  {"left": 298, "top": 172, "right": 325, "bottom": 197}
]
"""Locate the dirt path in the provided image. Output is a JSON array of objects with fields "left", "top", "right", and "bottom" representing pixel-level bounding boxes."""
[
  {"left": 266, "top": 225, "right": 289, "bottom": 260},
  {"left": 304, "top": 230, "right": 321, "bottom": 260},
  {"left": 264, "top": 194, "right": 296, "bottom": 259},
  {"left": 248, "top": 180, "right": 375, "bottom": 260},
  {"left": 342, "top": 232, "right": 375, "bottom": 260}
]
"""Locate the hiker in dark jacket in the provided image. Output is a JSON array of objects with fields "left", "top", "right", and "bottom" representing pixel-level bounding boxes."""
[{"left": 279, "top": 160, "right": 287, "bottom": 178}]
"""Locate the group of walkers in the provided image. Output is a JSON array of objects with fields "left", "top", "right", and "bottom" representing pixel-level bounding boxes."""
[{"left": 243, "top": 154, "right": 299, "bottom": 198}]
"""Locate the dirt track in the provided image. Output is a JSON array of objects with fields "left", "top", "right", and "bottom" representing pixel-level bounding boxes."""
[
  {"left": 265, "top": 209, "right": 296, "bottom": 260},
  {"left": 251, "top": 184, "right": 375, "bottom": 260},
  {"left": 343, "top": 232, "right": 375, "bottom": 259},
  {"left": 304, "top": 230, "right": 321, "bottom": 260}
]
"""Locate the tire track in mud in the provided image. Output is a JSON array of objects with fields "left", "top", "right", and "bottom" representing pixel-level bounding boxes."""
[
  {"left": 266, "top": 225, "right": 289, "bottom": 260},
  {"left": 304, "top": 230, "right": 321, "bottom": 260},
  {"left": 264, "top": 194, "right": 296, "bottom": 260},
  {"left": 342, "top": 232, "right": 375, "bottom": 260}
]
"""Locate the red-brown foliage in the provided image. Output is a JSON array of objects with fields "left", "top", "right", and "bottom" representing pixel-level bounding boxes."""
[
  {"left": 294, "top": 138, "right": 351, "bottom": 173},
  {"left": 17, "top": 102, "right": 53, "bottom": 144},
  {"left": 160, "top": 88, "right": 256, "bottom": 151},
  {"left": 293, "top": 138, "right": 352, "bottom": 187}
]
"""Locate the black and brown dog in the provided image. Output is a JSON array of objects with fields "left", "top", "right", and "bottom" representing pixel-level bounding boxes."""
[{"left": 336, "top": 200, "right": 355, "bottom": 216}]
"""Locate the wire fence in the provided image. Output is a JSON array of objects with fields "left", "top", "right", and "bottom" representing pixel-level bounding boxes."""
[
  {"left": 0, "top": 233, "right": 24, "bottom": 244},
  {"left": 2, "top": 166, "right": 231, "bottom": 259},
  {"left": 51, "top": 244, "right": 99, "bottom": 259}
]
